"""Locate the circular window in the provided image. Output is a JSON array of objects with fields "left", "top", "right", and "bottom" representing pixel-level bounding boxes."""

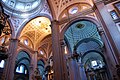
[{"left": 69, "top": 7, "right": 78, "bottom": 14}]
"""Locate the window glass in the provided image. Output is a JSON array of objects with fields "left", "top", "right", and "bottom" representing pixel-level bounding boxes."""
[
  {"left": 69, "top": 7, "right": 78, "bottom": 14},
  {"left": 32, "top": 1, "right": 39, "bottom": 8},
  {"left": 91, "top": 60, "right": 97, "bottom": 67},
  {"left": 15, "top": 3, "right": 24, "bottom": 10},
  {"left": 16, "top": 65, "right": 28, "bottom": 74},
  {"left": 110, "top": 10, "right": 119, "bottom": 20},
  {"left": 24, "top": 39, "right": 28, "bottom": 45},
  {"left": 16, "top": 65, "right": 24, "bottom": 73},
  {"left": 40, "top": 50, "right": 44, "bottom": 55},
  {"left": 2, "top": 0, "right": 7, "bottom": 2},
  {"left": 0, "top": 60, "right": 5, "bottom": 68}
]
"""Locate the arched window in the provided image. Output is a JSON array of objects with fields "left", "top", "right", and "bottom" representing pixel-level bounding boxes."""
[
  {"left": 24, "top": 39, "right": 28, "bottom": 45},
  {"left": 16, "top": 64, "right": 28, "bottom": 74},
  {"left": 0, "top": 60, "right": 5, "bottom": 68}
]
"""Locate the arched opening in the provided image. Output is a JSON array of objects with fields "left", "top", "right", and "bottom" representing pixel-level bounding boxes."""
[
  {"left": 81, "top": 50, "right": 109, "bottom": 80},
  {"left": 82, "top": 51, "right": 109, "bottom": 80},
  {"left": 18, "top": 16, "right": 52, "bottom": 80},
  {"left": 64, "top": 20, "right": 110, "bottom": 80},
  {"left": 64, "top": 20, "right": 103, "bottom": 53},
  {"left": 14, "top": 51, "right": 30, "bottom": 80},
  {"left": 37, "top": 60, "right": 45, "bottom": 76}
]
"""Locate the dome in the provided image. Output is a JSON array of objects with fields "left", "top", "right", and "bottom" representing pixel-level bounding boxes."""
[{"left": 1, "top": 0, "right": 43, "bottom": 17}]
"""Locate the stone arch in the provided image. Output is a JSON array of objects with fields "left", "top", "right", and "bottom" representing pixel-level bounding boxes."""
[
  {"left": 61, "top": 17, "right": 101, "bottom": 54},
  {"left": 58, "top": 2, "right": 92, "bottom": 19},
  {"left": 17, "top": 49, "right": 32, "bottom": 60},
  {"left": 60, "top": 16, "right": 100, "bottom": 39},
  {"left": 81, "top": 50, "right": 106, "bottom": 65},
  {"left": 75, "top": 38, "right": 103, "bottom": 50},
  {"left": 16, "top": 15, "right": 52, "bottom": 39}
]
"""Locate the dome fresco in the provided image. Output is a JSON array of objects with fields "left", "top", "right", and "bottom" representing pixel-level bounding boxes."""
[
  {"left": 2, "top": 0, "right": 41, "bottom": 12},
  {"left": 65, "top": 20, "right": 103, "bottom": 52}
]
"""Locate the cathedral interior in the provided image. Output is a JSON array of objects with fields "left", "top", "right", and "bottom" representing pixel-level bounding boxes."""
[{"left": 0, "top": 0, "right": 120, "bottom": 80}]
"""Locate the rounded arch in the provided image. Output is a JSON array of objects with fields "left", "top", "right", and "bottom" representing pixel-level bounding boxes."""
[
  {"left": 75, "top": 38, "right": 103, "bottom": 49},
  {"left": 37, "top": 59, "right": 45, "bottom": 76},
  {"left": 16, "top": 15, "right": 52, "bottom": 39},
  {"left": 38, "top": 59, "right": 45, "bottom": 65},
  {"left": 58, "top": 2, "right": 92, "bottom": 19},
  {"left": 17, "top": 49, "right": 32, "bottom": 60},
  {"left": 38, "top": 57, "right": 47, "bottom": 63},
  {"left": 81, "top": 50, "right": 106, "bottom": 65},
  {"left": 15, "top": 57, "right": 30, "bottom": 66},
  {"left": 16, "top": 49, "right": 32, "bottom": 60},
  {"left": 14, "top": 63, "right": 29, "bottom": 74},
  {"left": 60, "top": 16, "right": 100, "bottom": 39}
]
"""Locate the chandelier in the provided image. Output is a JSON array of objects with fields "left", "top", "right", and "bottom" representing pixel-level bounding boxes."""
[{"left": 0, "top": 2, "right": 11, "bottom": 61}]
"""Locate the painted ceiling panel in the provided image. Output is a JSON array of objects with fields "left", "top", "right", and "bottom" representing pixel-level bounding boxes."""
[
  {"left": 2, "top": 0, "right": 42, "bottom": 12},
  {"left": 20, "top": 17, "right": 51, "bottom": 50},
  {"left": 65, "top": 20, "right": 103, "bottom": 52}
]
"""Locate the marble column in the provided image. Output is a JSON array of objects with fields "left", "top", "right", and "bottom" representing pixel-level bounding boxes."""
[
  {"left": 51, "top": 20, "right": 69, "bottom": 80},
  {"left": 93, "top": 0, "right": 120, "bottom": 64},
  {"left": 3, "top": 38, "right": 19, "bottom": 80}
]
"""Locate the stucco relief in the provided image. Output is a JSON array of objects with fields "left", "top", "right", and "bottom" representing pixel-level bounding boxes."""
[
  {"left": 40, "top": 0, "right": 52, "bottom": 19},
  {"left": 10, "top": 17, "right": 26, "bottom": 37}
]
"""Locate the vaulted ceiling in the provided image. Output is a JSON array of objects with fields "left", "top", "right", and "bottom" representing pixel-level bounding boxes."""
[
  {"left": 1, "top": 0, "right": 104, "bottom": 58},
  {"left": 48, "top": 0, "right": 94, "bottom": 20},
  {"left": 19, "top": 17, "right": 51, "bottom": 50}
]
